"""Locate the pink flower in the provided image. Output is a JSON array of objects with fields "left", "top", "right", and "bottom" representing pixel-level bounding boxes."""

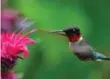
[
  {"left": 1, "top": 9, "right": 19, "bottom": 32},
  {"left": 1, "top": 72, "right": 16, "bottom": 79},
  {"left": 1, "top": 30, "right": 36, "bottom": 79},
  {"left": 1, "top": 9, "right": 35, "bottom": 33}
]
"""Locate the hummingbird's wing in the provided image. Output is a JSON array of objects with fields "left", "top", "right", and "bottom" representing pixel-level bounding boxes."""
[{"left": 70, "top": 39, "right": 95, "bottom": 60}]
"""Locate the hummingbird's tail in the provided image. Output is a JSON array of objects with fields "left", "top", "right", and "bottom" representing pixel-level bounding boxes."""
[
  {"left": 101, "top": 57, "right": 110, "bottom": 60},
  {"left": 93, "top": 52, "right": 110, "bottom": 61}
]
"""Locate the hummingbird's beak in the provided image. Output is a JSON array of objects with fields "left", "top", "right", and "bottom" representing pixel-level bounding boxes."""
[{"left": 48, "top": 30, "right": 66, "bottom": 36}]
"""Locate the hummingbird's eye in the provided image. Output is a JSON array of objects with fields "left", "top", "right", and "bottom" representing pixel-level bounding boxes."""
[
  {"left": 72, "top": 29, "right": 76, "bottom": 32},
  {"left": 63, "top": 27, "right": 80, "bottom": 35},
  {"left": 72, "top": 28, "right": 80, "bottom": 34}
]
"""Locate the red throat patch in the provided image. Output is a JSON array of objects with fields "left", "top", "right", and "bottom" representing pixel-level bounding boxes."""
[{"left": 68, "top": 34, "right": 81, "bottom": 42}]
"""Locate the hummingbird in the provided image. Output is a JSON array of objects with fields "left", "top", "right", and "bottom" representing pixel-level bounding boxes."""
[{"left": 48, "top": 26, "right": 110, "bottom": 61}]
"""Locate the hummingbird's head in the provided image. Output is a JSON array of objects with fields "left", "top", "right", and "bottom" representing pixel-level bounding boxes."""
[{"left": 49, "top": 26, "right": 82, "bottom": 42}]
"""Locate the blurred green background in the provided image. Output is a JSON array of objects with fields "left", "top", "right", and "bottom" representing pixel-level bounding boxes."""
[{"left": 8, "top": 0, "right": 110, "bottom": 79}]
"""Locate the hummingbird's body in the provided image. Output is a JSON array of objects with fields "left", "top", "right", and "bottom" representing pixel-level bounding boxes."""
[
  {"left": 69, "top": 38, "right": 94, "bottom": 61},
  {"left": 49, "top": 26, "right": 110, "bottom": 61},
  {"left": 69, "top": 38, "right": 109, "bottom": 61}
]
